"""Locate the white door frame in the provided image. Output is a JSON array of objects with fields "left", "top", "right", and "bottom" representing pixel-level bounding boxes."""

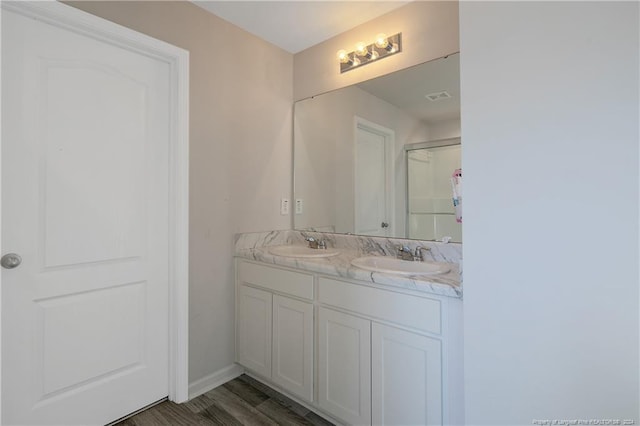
[
  {"left": 0, "top": 0, "right": 190, "bottom": 410},
  {"left": 354, "top": 116, "right": 395, "bottom": 236}
]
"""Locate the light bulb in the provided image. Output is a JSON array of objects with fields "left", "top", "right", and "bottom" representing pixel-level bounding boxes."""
[
  {"left": 336, "top": 49, "right": 350, "bottom": 64},
  {"left": 375, "top": 33, "right": 389, "bottom": 49},
  {"left": 352, "top": 57, "right": 361, "bottom": 66},
  {"left": 355, "top": 42, "right": 369, "bottom": 57},
  {"left": 370, "top": 50, "right": 379, "bottom": 60}
]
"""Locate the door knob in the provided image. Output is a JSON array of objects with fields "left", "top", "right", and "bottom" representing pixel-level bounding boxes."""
[
  {"left": 381, "top": 222, "right": 389, "bottom": 228},
  {"left": 1, "top": 253, "right": 22, "bottom": 269}
]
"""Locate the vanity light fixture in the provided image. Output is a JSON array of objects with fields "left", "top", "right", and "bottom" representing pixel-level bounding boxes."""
[{"left": 337, "top": 32, "right": 402, "bottom": 73}]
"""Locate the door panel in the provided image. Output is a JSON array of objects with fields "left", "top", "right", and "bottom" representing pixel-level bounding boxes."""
[
  {"left": 237, "top": 285, "right": 273, "bottom": 377},
  {"left": 2, "top": 7, "right": 170, "bottom": 425},
  {"left": 42, "top": 61, "right": 147, "bottom": 267},
  {"left": 318, "top": 307, "right": 371, "bottom": 425},
  {"left": 371, "top": 323, "right": 443, "bottom": 426},
  {"left": 272, "top": 295, "right": 313, "bottom": 402},
  {"left": 39, "top": 282, "right": 146, "bottom": 395}
]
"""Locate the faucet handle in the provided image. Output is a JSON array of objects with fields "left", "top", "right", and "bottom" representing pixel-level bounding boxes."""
[
  {"left": 305, "top": 236, "right": 319, "bottom": 249},
  {"left": 396, "top": 245, "right": 413, "bottom": 260},
  {"left": 414, "top": 246, "right": 430, "bottom": 261}
]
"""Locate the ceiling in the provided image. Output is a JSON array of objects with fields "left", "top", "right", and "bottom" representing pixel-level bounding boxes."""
[
  {"left": 357, "top": 53, "right": 460, "bottom": 123},
  {"left": 192, "top": 1, "right": 411, "bottom": 54}
]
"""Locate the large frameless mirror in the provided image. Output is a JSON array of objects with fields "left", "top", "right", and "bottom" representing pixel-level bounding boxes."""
[{"left": 294, "top": 52, "right": 460, "bottom": 241}]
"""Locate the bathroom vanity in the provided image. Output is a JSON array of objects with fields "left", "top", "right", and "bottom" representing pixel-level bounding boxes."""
[{"left": 234, "top": 231, "right": 463, "bottom": 426}]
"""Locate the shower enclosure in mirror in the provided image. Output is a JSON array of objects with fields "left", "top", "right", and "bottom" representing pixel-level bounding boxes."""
[
  {"left": 294, "top": 52, "right": 460, "bottom": 241},
  {"left": 406, "top": 139, "right": 461, "bottom": 243}
]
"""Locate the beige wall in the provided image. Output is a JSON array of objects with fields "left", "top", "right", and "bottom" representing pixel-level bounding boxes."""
[
  {"left": 65, "top": 0, "right": 459, "bottom": 388},
  {"left": 66, "top": 1, "right": 293, "bottom": 384},
  {"left": 428, "top": 118, "right": 461, "bottom": 141},
  {"left": 293, "top": 1, "right": 459, "bottom": 101}
]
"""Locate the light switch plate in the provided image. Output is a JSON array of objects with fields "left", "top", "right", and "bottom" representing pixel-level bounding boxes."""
[
  {"left": 280, "top": 198, "right": 290, "bottom": 215},
  {"left": 295, "top": 198, "right": 303, "bottom": 215}
]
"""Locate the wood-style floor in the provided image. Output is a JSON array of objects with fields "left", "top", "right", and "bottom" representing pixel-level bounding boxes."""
[{"left": 113, "top": 374, "right": 335, "bottom": 426}]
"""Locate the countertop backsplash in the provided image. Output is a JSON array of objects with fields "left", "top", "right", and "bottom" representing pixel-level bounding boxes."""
[{"left": 234, "top": 229, "right": 293, "bottom": 250}]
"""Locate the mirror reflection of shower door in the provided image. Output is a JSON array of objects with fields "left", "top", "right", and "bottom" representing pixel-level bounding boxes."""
[
  {"left": 407, "top": 143, "right": 462, "bottom": 242},
  {"left": 354, "top": 118, "right": 394, "bottom": 236}
]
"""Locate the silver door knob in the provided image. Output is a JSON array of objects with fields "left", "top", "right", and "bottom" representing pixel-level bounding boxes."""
[
  {"left": 381, "top": 222, "right": 389, "bottom": 228},
  {"left": 1, "top": 253, "right": 22, "bottom": 269}
]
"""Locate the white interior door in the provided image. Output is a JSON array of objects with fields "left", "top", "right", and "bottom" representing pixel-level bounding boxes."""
[
  {"left": 2, "top": 6, "right": 174, "bottom": 425},
  {"left": 355, "top": 118, "right": 394, "bottom": 236}
]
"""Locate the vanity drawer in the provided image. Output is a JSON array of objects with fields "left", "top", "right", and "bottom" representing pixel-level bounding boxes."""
[
  {"left": 237, "top": 260, "right": 314, "bottom": 300},
  {"left": 318, "top": 277, "right": 441, "bottom": 335}
]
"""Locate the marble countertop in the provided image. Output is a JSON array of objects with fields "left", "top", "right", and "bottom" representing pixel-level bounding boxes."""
[{"left": 235, "top": 245, "right": 462, "bottom": 299}]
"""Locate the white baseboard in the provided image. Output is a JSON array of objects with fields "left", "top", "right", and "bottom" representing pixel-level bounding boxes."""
[{"left": 188, "top": 363, "right": 244, "bottom": 400}]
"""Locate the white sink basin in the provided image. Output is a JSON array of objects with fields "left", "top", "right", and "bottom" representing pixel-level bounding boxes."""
[
  {"left": 268, "top": 245, "right": 341, "bottom": 258},
  {"left": 351, "top": 256, "right": 451, "bottom": 276}
]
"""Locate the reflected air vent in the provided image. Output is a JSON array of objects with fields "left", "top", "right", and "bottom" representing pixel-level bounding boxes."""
[{"left": 425, "top": 91, "right": 452, "bottom": 101}]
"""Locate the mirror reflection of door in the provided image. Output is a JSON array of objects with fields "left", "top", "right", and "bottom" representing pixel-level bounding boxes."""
[
  {"left": 407, "top": 143, "right": 461, "bottom": 242},
  {"left": 354, "top": 118, "right": 394, "bottom": 236}
]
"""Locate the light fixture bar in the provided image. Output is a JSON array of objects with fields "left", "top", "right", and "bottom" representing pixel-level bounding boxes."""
[{"left": 338, "top": 33, "right": 402, "bottom": 74}]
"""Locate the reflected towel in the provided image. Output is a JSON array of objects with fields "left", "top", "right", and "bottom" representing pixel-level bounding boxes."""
[{"left": 451, "top": 169, "right": 462, "bottom": 223}]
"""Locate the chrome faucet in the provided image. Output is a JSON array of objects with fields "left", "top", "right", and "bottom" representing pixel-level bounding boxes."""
[
  {"left": 413, "top": 246, "right": 429, "bottom": 261},
  {"left": 397, "top": 245, "right": 430, "bottom": 261},
  {"left": 396, "top": 245, "right": 414, "bottom": 261},
  {"left": 306, "top": 237, "right": 326, "bottom": 249}
]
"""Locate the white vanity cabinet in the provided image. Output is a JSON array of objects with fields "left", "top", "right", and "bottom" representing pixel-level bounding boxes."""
[
  {"left": 236, "top": 260, "right": 314, "bottom": 402},
  {"left": 317, "top": 276, "right": 450, "bottom": 426},
  {"left": 317, "top": 310, "right": 444, "bottom": 426},
  {"left": 235, "top": 258, "right": 463, "bottom": 426}
]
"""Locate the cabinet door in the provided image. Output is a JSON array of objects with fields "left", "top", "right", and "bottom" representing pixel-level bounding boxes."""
[
  {"left": 371, "top": 323, "right": 442, "bottom": 426},
  {"left": 272, "top": 295, "right": 314, "bottom": 402},
  {"left": 318, "top": 307, "right": 371, "bottom": 425},
  {"left": 237, "top": 285, "right": 272, "bottom": 378}
]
